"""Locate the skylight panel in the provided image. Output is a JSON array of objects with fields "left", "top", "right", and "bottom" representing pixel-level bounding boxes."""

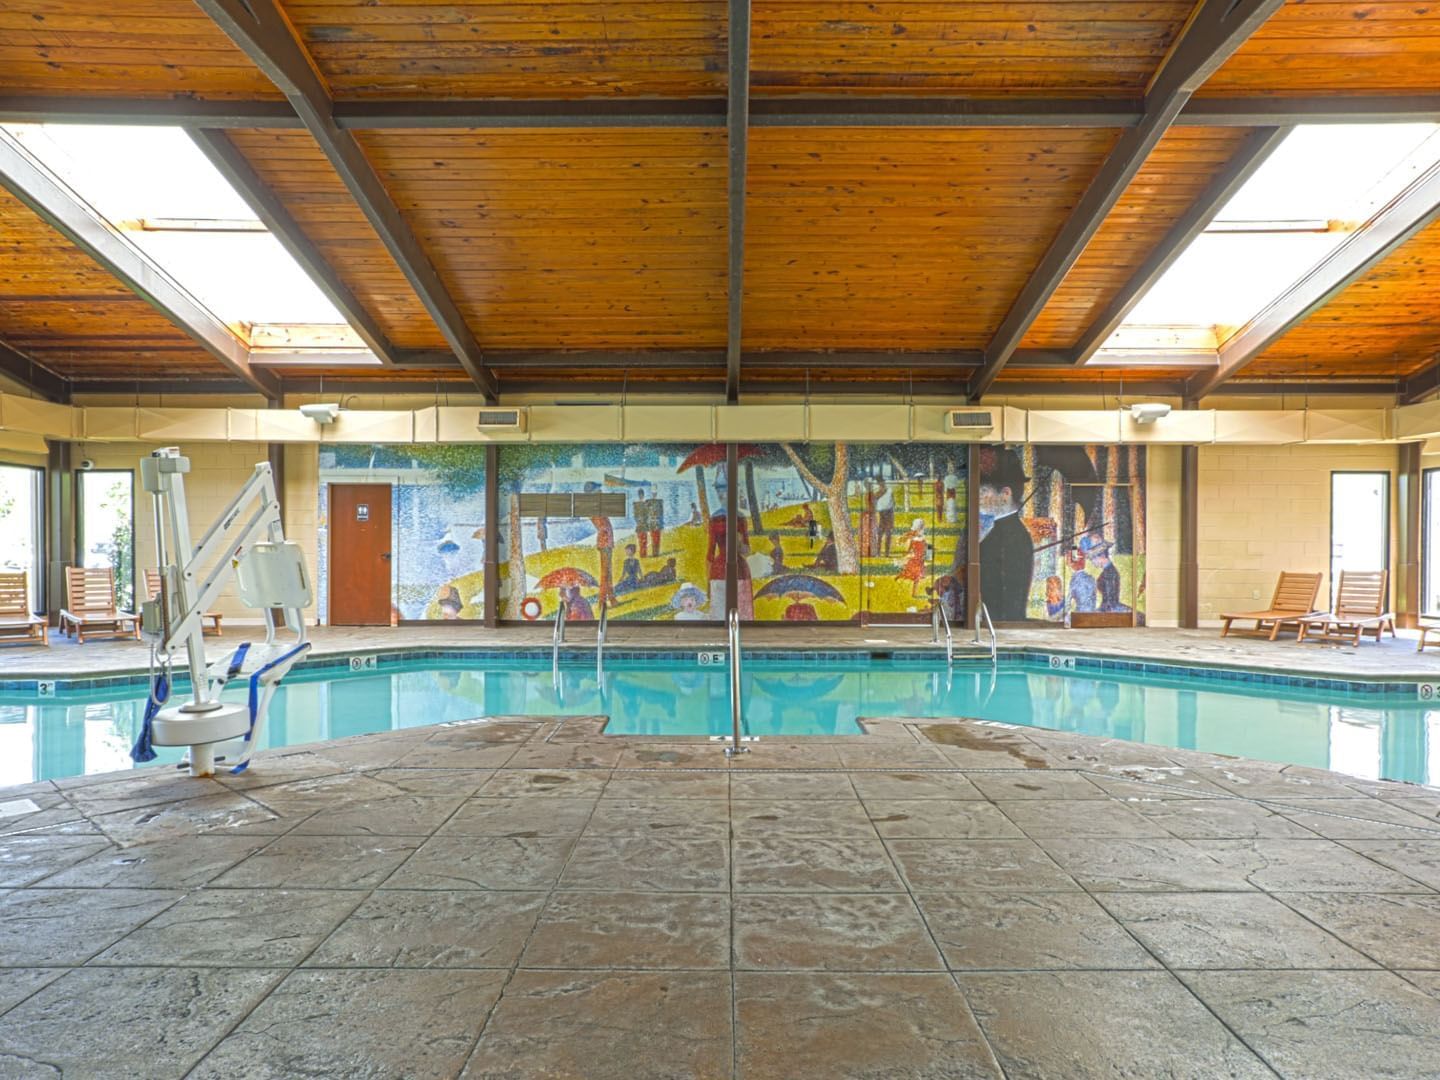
[
  {"left": 1102, "top": 123, "right": 1440, "bottom": 359},
  {"left": 1, "top": 123, "right": 345, "bottom": 332}
]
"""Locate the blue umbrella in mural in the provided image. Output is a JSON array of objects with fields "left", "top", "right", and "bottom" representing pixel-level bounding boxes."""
[{"left": 753, "top": 573, "right": 845, "bottom": 623}]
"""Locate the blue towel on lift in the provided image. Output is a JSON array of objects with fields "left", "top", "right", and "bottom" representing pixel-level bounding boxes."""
[{"left": 129, "top": 671, "right": 168, "bottom": 763}]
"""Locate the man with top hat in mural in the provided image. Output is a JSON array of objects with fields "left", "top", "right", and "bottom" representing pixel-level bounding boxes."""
[{"left": 978, "top": 449, "right": 1035, "bottom": 621}]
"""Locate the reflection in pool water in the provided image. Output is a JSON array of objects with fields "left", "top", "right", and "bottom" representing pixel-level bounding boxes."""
[{"left": 0, "top": 659, "right": 1435, "bottom": 787}]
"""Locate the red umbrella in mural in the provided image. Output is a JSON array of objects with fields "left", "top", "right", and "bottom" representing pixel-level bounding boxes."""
[
  {"left": 676, "top": 444, "right": 765, "bottom": 529},
  {"left": 536, "top": 567, "right": 598, "bottom": 590},
  {"left": 754, "top": 573, "right": 844, "bottom": 622}
]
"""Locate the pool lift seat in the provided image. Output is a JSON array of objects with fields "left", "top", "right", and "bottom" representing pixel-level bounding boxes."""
[{"left": 131, "top": 448, "right": 312, "bottom": 778}]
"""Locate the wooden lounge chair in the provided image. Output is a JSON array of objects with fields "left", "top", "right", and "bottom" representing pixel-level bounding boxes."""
[
  {"left": 58, "top": 566, "right": 140, "bottom": 643},
  {"left": 1219, "top": 571, "right": 1323, "bottom": 640},
  {"left": 144, "top": 569, "right": 223, "bottom": 636},
  {"left": 1297, "top": 570, "right": 1397, "bottom": 646},
  {"left": 0, "top": 571, "right": 47, "bottom": 647},
  {"left": 1419, "top": 625, "right": 1440, "bottom": 653}
]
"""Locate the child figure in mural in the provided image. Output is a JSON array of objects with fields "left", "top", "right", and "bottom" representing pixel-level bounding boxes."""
[
  {"left": 874, "top": 478, "right": 895, "bottom": 556},
  {"left": 705, "top": 478, "right": 754, "bottom": 618},
  {"left": 943, "top": 461, "right": 962, "bottom": 524},
  {"left": 436, "top": 585, "right": 463, "bottom": 620},
  {"left": 671, "top": 582, "right": 708, "bottom": 621},
  {"left": 1046, "top": 574, "right": 1067, "bottom": 619},
  {"left": 687, "top": 503, "right": 702, "bottom": 526},
  {"left": 895, "top": 518, "right": 929, "bottom": 598},
  {"left": 978, "top": 449, "right": 1035, "bottom": 621},
  {"left": 617, "top": 543, "right": 643, "bottom": 595}
]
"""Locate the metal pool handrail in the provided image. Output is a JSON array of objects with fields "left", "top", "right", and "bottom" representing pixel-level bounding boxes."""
[
  {"left": 552, "top": 599, "right": 567, "bottom": 670},
  {"left": 726, "top": 609, "right": 749, "bottom": 757},
  {"left": 973, "top": 600, "right": 997, "bottom": 664},
  {"left": 931, "top": 599, "right": 953, "bottom": 667},
  {"left": 596, "top": 600, "right": 608, "bottom": 676}
]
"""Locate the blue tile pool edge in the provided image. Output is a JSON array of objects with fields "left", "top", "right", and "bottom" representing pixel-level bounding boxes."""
[{"left": 0, "top": 643, "right": 1430, "bottom": 699}]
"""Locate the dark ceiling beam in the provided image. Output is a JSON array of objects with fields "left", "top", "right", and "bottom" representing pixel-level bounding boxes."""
[
  {"left": 386, "top": 348, "right": 1072, "bottom": 371},
  {"left": 1401, "top": 357, "right": 1440, "bottom": 405},
  {"left": 1072, "top": 125, "right": 1291, "bottom": 365},
  {"left": 966, "top": 0, "right": 1287, "bottom": 402},
  {"left": 188, "top": 128, "right": 402, "bottom": 367},
  {"left": 1184, "top": 95, "right": 1440, "bottom": 126},
  {"left": 0, "top": 338, "right": 68, "bottom": 402},
  {"left": 1189, "top": 159, "right": 1440, "bottom": 399},
  {"left": 193, "top": 0, "right": 498, "bottom": 403},
  {"left": 726, "top": 0, "right": 752, "bottom": 402},
  {"left": 0, "top": 130, "right": 278, "bottom": 400},
  {"left": 8, "top": 94, "right": 1440, "bottom": 131},
  {"left": 62, "top": 373, "right": 1402, "bottom": 399}
]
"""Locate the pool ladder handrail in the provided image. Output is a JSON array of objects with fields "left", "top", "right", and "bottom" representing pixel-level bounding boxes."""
[
  {"left": 972, "top": 600, "right": 997, "bottom": 664},
  {"left": 552, "top": 598, "right": 567, "bottom": 670},
  {"left": 596, "top": 599, "right": 609, "bottom": 679},
  {"left": 725, "top": 609, "right": 750, "bottom": 757},
  {"left": 931, "top": 599, "right": 954, "bottom": 667}
]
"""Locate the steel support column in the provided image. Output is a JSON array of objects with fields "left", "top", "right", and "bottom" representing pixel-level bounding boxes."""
[
  {"left": 1399, "top": 441, "right": 1423, "bottom": 629},
  {"left": 965, "top": 444, "right": 982, "bottom": 630},
  {"left": 484, "top": 444, "right": 500, "bottom": 629},
  {"left": 725, "top": 443, "right": 739, "bottom": 619},
  {"left": 1180, "top": 443, "right": 1200, "bottom": 629},
  {"left": 45, "top": 441, "right": 75, "bottom": 626}
]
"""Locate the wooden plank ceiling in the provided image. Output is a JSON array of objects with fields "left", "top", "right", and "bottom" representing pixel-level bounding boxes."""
[
  {"left": 743, "top": 127, "right": 1119, "bottom": 350},
  {"left": 0, "top": 0, "right": 1437, "bottom": 396},
  {"left": 0, "top": 187, "right": 231, "bottom": 379}
]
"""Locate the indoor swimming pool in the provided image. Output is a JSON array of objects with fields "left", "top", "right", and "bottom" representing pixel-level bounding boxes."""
[{"left": 3, "top": 656, "right": 1438, "bottom": 788}]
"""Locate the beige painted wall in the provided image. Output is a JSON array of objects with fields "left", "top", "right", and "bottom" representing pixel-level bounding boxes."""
[
  {"left": 1145, "top": 446, "right": 1182, "bottom": 627},
  {"left": 78, "top": 441, "right": 282, "bottom": 622},
  {"left": 1195, "top": 443, "right": 1400, "bottom": 625}
]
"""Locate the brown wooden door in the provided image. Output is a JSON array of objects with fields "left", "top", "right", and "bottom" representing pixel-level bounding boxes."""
[{"left": 329, "top": 484, "right": 392, "bottom": 626}]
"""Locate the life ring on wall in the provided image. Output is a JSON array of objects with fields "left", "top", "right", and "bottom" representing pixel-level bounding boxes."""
[{"left": 520, "top": 597, "right": 543, "bottom": 621}]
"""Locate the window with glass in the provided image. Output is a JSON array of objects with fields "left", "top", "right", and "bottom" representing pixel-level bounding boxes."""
[
  {"left": 80, "top": 470, "right": 135, "bottom": 611},
  {"left": 1330, "top": 471, "right": 1390, "bottom": 607},
  {"left": 0, "top": 464, "right": 44, "bottom": 611}
]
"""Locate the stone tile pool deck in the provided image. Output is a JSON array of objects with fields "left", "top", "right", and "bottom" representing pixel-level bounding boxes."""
[{"left": 3, "top": 715, "right": 1440, "bottom": 1077}]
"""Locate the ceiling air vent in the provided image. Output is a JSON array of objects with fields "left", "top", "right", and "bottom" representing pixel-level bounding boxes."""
[
  {"left": 477, "top": 408, "right": 526, "bottom": 432},
  {"left": 946, "top": 409, "right": 995, "bottom": 433}
]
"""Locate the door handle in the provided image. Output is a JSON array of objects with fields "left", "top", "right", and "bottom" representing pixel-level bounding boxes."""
[{"left": 381, "top": 552, "right": 392, "bottom": 561}]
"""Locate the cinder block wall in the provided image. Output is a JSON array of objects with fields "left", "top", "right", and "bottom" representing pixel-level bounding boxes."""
[
  {"left": 79, "top": 442, "right": 277, "bottom": 621},
  {"left": 1145, "top": 446, "right": 1182, "bottom": 627},
  {"left": 1195, "top": 443, "right": 1400, "bottom": 624}
]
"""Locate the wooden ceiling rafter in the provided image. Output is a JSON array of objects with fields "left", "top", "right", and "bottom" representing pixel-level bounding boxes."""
[
  {"left": 188, "top": 128, "right": 401, "bottom": 368},
  {"left": 0, "top": 335, "right": 68, "bottom": 401},
  {"left": 0, "top": 129, "right": 278, "bottom": 399},
  {"left": 1070, "top": 124, "right": 1292, "bottom": 365},
  {"left": 1189, "top": 159, "right": 1440, "bottom": 398},
  {"left": 967, "top": 0, "right": 1289, "bottom": 401},
  {"left": 192, "top": 0, "right": 499, "bottom": 402}
]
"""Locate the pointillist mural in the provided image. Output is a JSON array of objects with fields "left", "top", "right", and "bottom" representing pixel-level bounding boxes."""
[
  {"left": 745, "top": 444, "right": 968, "bottom": 624},
  {"left": 497, "top": 443, "right": 718, "bottom": 622},
  {"left": 978, "top": 444, "right": 1146, "bottom": 624},
  {"left": 318, "top": 445, "right": 486, "bottom": 622}
]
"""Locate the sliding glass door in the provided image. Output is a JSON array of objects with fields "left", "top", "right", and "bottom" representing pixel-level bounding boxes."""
[{"left": 0, "top": 464, "right": 44, "bottom": 611}]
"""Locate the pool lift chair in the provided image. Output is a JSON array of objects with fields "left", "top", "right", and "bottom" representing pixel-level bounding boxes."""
[{"left": 130, "top": 448, "right": 312, "bottom": 778}]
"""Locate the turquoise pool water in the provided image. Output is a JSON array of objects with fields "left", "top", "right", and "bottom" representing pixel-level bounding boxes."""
[{"left": 1, "top": 658, "right": 1436, "bottom": 787}]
